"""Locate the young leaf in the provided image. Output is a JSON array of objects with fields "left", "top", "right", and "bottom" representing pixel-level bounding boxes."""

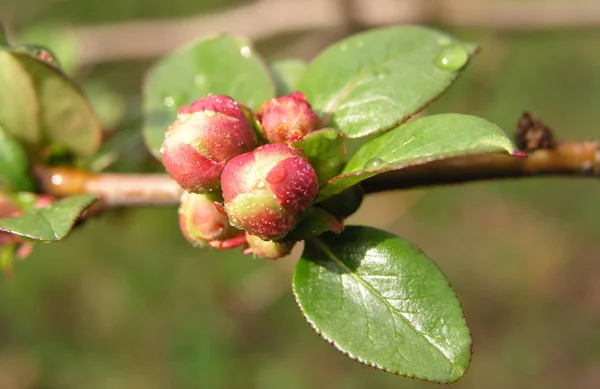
[
  {"left": 298, "top": 26, "right": 476, "bottom": 138},
  {"left": 143, "top": 34, "right": 276, "bottom": 159},
  {"left": 293, "top": 226, "right": 472, "bottom": 383},
  {"left": 0, "top": 51, "right": 41, "bottom": 144},
  {"left": 317, "top": 114, "right": 518, "bottom": 200},
  {"left": 0, "top": 126, "right": 34, "bottom": 191},
  {"left": 270, "top": 59, "right": 307, "bottom": 96},
  {"left": 13, "top": 52, "right": 102, "bottom": 156},
  {"left": 0, "top": 194, "right": 98, "bottom": 241},
  {"left": 299, "top": 128, "right": 345, "bottom": 185}
]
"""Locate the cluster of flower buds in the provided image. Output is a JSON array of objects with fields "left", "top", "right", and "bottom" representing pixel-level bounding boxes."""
[{"left": 161, "top": 92, "right": 344, "bottom": 260}]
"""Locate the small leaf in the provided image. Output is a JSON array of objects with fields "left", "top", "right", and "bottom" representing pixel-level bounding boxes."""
[
  {"left": 0, "top": 194, "right": 98, "bottom": 241},
  {"left": 317, "top": 114, "right": 517, "bottom": 200},
  {"left": 0, "top": 126, "right": 34, "bottom": 191},
  {"left": 0, "top": 51, "right": 41, "bottom": 144},
  {"left": 270, "top": 59, "right": 307, "bottom": 96},
  {"left": 298, "top": 26, "right": 476, "bottom": 138},
  {"left": 293, "top": 226, "right": 471, "bottom": 383},
  {"left": 13, "top": 51, "right": 102, "bottom": 156},
  {"left": 299, "top": 128, "right": 346, "bottom": 185},
  {"left": 283, "top": 207, "right": 342, "bottom": 242},
  {"left": 143, "top": 34, "right": 276, "bottom": 159}
]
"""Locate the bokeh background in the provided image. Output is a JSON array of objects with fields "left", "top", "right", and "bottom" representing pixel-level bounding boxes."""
[{"left": 1, "top": 0, "right": 600, "bottom": 388}]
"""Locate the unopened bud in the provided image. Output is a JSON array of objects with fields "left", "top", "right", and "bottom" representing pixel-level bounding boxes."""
[
  {"left": 221, "top": 143, "right": 318, "bottom": 240},
  {"left": 162, "top": 95, "right": 258, "bottom": 193},
  {"left": 178, "top": 192, "right": 245, "bottom": 249},
  {"left": 257, "top": 92, "right": 319, "bottom": 144}
]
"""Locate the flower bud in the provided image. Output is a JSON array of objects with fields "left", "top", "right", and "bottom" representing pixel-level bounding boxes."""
[
  {"left": 221, "top": 143, "right": 318, "bottom": 240},
  {"left": 256, "top": 91, "right": 319, "bottom": 144},
  {"left": 178, "top": 191, "right": 245, "bottom": 249},
  {"left": 161, "top": 95, "right": 258, "bottom": 193},
  {"left": 243, "top": 232, "right": 294, "bottom": 260}
]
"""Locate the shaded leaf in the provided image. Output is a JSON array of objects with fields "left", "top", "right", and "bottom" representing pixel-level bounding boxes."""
[
  {"left": 317, "top": 114, "right": 517, "bottom": 200},
  {"left": 0, "top": 194, "right": 98, "bottom": 241},
  {"left": 143, "top": 34, "right": 275, "bottom": 159},
  {"left": 13, "top": 52, "right": 102, "bottom": 156},
  {"left": 0, "top": 51, "right": 41, "bottom": 144},
  {"left": 298, "top": 26, "right": 476, "bottom": 138},
  {"left": 293, "top": 226, "right": 471, "bottom": 383},
  {"left": 0, "top": 126, "right": 34, "bottom": 191},
  {"left": 299, "top": 128, "right": 346, "bottom": 185},
  {"left": 270, "top": 59, "right": 307, "bottom": 96}
]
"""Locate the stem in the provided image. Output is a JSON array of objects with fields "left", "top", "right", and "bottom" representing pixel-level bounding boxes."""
[
  {"left": 362, "top": 140, "right": 600, "bottom": 194},
  {"left": 33, "top": 140, "right": 599, "bottom": 208},
  {"left": 34, "top": 166, "right": 183, "bottom": 207}
]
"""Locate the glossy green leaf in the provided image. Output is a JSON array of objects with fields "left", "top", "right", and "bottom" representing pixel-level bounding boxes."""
[
  {"left": 298, "top": 26, "right": 476, "bottom": 138},
  {"left": 317, "top": 114, "right": 518, "bottom": 200},
  {"left": 0, "top": 51, "right": 41, "bottom": 144},
  {"left": 270, "top": 59, "right": 307, "bottom": 96},
  {"left": 0, "top": 126, "right": 34, "bottom": 191},
  {"left": 143, "top": 34, "right": 276, "bottom": 159},
  {"left": 14, "top": 52, "right": 102, "bottom": 156},
  {"left": 293, "top": 226, "right": 471, "bottom": 383},
  {"left": 18, "top": 25, "right": 81, "bottom": 75},
  {"left": 0, "top": 194, "right": 98, "bottom": 241}
]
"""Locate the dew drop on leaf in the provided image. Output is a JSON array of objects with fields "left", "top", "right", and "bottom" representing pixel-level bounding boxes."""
[
  {"left": 363, "top": 158, "right": 385, "bottom": 169},
  {"left": 434, "top": 44, "right": 469, "bottom": 72}
]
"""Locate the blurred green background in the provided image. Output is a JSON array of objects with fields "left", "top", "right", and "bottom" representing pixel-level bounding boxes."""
[{"left": 1, "top": 0, "right": 600, "bottom": 388}]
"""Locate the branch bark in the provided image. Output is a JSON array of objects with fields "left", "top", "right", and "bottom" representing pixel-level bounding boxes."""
[
  {"left": 70, "top": 0, "right": 600, "bottom": 65},
  {"left": 33, "top": 140, "right": 600, "bottom": 208}
]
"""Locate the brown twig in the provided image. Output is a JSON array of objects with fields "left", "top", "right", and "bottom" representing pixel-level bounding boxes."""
[
  {"left": 361, "top": 140, "right": 600, "bottom": 194},
  {"left": 33, "top": 140, "right": 599, "bottom": 208},
  {"left": 65, "top": 0, "right": 600, "bottom": 65}
]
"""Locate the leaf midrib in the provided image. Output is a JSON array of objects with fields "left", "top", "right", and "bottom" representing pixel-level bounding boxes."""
[{"left": 312, "top": 237, "right": 462, "bottom": 373}]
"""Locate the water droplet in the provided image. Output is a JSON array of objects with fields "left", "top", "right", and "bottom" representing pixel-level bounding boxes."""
[
  {"left": 194, "top": 74, "right": 205, "bottom": 85},
  {"left": 240, "top": 46, "right": 252, "bottom": 58},
  {"left": 204, "top": 110, "right": 216, "bottom": 118},
  {"left": 364, "top": 158, "right": 385, "bottom": 170},
  {"left": 266, "top": 164, "right": 287, "bottom": 184},
  {"left": 257, "top": 180, "right": 266, "bottom": 189},
  {"left": 164, "top": 96, "right": 175, "bottom": 108},
  {"left": 434, "top": 44, "right": 469, "bottom": 72},
  {"left": 340, "top": 43, "right": 348, "bottom": 52}
]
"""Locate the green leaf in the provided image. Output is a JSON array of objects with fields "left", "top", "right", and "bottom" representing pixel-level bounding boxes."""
[
  {"left": 13, "top": 52, "right": 102, "bottom": 156},
  {"left": 143, "top": 33, "right": 276, "bottom": 159},
  {"left": 317, "top": 114, "right": 518, "bottom": 200},
  {"left": 270, "top": 59, "right": 307, "bottom": 96},
  {"left": 299, "top": 128, "right": 346, "bottom": 185},
  {"left": 18, "top": 25, "right": 81, "bottom": 75},
  {"left": 283, "top": 207, "right": 342, "bottom": 242},
  {"left": 293, "top": 226, "right": 471, "bottom": 383},
  {"left": 0, "top": 51, "right": 41, "bottom": 144},
  {"left": 298, "top": 26, "right": 476, "bottom": 138},
  {"left": 0, "top": 194, "right": 98, "bottom": 241},
  {"left": 0, "top": 126, "right": 34, "bottom": 191}
]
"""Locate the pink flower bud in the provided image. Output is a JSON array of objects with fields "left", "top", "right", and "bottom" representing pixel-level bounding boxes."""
[
  {"left": 243, "top": 232, "right": 294, "bottom": 260},
  {"left": 178, "top": 191, "right": 245, "bottom": 249},
  {"left": 221, "top": 143, "right": 318, "bottom": 240},
  {"left": 256, "top": 92, "right": 319, "bottom": 144},
  {"left": 161, "top": 95, "right": 258, "bottom": 193}
]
